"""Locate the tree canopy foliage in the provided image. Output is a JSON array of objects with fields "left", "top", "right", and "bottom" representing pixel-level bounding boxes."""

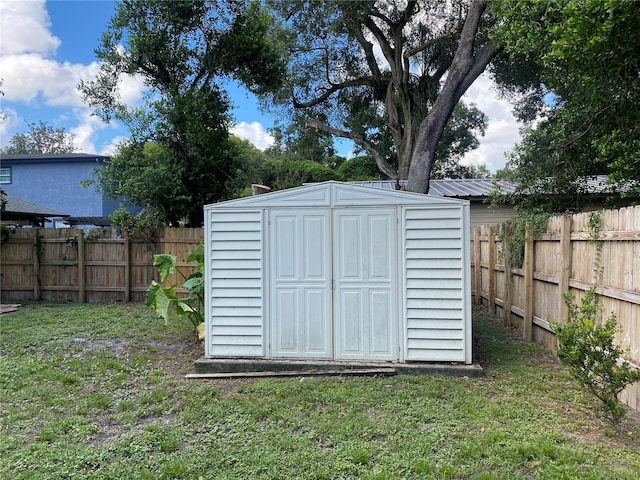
[
  {"left": 267, "top": 0, "right": 499, "bottom": 192},
  {"left": 491, "top": 0, "right": 640, "bottom": 212},
  {"left": 83, "top": 0, "right": 500, "bottom": 217},
  {"left": 81, "top": 0, "right": 285, "bottom": 226},
  {"left": 1, "top": 121, "right": 74, "bottom": 155},
  {"left": 267, "top": 113, "right": 338, "bottom": 165}
]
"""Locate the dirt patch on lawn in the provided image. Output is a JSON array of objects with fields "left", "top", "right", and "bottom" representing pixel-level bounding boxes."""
[{"left": 67, "top": 337, "right": 189, "bottom": 354}]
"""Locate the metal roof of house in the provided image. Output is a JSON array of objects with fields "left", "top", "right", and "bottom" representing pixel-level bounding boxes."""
[
  {"left": 350, "top": 178, "right": 515, "bottom": 199},
  {"left": 580, "top": 175, "right": 621, "bottom": 194},
  {"left": 351, "top": 176, "right": 628, "bottom": 199}
]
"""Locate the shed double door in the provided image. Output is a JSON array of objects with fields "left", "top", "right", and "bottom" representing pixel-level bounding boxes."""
[{"left": 270, "top": 209, "right": 397, "bottom": 360}]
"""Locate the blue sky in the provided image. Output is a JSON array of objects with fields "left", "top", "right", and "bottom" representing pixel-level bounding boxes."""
[
  {"left": 0, "top": 0, "right": 280, "bottom": 155},
  {"left": 0, "top": 0, "right": 519, "bottom": 171}
]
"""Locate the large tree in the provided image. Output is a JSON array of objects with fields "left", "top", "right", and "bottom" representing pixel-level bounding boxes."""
[
  {"left": 491, "top": 0, "right": 640, "bottom": 212},
  {"left": 1, "top": 120, "right": 74, "bottom": 155},
  {"left": 81, "top": 0, "right": 285, "bottom": 225},
  {"left": 267, "top": 0, "right": 500, "bottom": 193},
  {"left": 431, "top": 102, "right": 489, "bottom": 178}
]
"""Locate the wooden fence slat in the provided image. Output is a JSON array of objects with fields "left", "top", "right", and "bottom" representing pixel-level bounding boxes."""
[
  {"left": 523, "top": 223, "right": 534, "bottom": 342},
  {"left": 33, "top": 228, "right": 40, "bottom": 300},
  {"left": 473, "top": 227, "right": 481, "bottom": 305},
  {"left": 488, "top": 226, "right": 496, "bottom": 316},
  {"left": 502, "top": 222, "right": 512, "bottom": 327},
  {"left": 124, "top": 238, "right": 131, "bottom": 302},
  {"left": 559, "top": 215, "right": 572, "bottom": 324},
  {"left": 78, "top": 231, "right": 86, "bottom": 303}
]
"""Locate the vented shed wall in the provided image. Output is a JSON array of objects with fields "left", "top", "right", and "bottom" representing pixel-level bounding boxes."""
[{"left": 206, "top": 210, "right": 264, "bottom": 357}]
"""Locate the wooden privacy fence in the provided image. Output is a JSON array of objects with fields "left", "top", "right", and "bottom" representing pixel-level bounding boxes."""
[
  {"left": 472, "top": 205, "right": 640, "bottom": 411},
  {"left": 3, "top": 209, "right": 638, "bottom": 408},
  {"left": 0, "top": 228, "right": 203, "bottom": 304}
]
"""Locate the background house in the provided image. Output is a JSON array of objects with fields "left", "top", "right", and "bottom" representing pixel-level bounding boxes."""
[
  {"left": 0, "top": 153, "right": 130, "bottom": 227},
  {"left": 351, "top": 179, "right": 515, "bottom": 228},
  {"left": 352, "top": 177, "right": 640, "bottom": 227}
]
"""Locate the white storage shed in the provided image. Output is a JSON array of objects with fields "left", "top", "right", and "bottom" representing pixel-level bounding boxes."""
[{"left": 203, "top": 181, "right": 473, "bottom": 364}]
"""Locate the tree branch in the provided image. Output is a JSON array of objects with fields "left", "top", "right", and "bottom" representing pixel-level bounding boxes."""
[
  {"left": 361, "top": 16, "right": 397, "bottom": 74},
  {"left": 456, "top": 0, "right": 486, "bottom": 62},
  {"left": 562, "top": 102, "right": 618, "bottom": 149},
  {"left": 407, "top": 0, "right": 496, "bottom": 193},
  {"left": 351, "top": 26, "right": 383, "bottom": 79},
  {"left": 304, "top": 119, "right": 398, "bottom": 179},
  {"left": 292, "top": 78, "right": 372, "bottom": 108},
  {"left": 452, "top": 40, "right": 501, "bottom": 105},
  {"left": 404, "top": 31, "right": 457, "bottom": 59}
]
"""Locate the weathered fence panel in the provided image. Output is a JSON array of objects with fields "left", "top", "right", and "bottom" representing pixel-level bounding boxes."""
[
  {"left": 0, "top": 229, "right": 35, "bottom": 301},
  {"left": 1, "top": 227, "right": 203, "bottom": 304},
  {"left": 471, "top": 205, "right": 640, "bottom": 411}
]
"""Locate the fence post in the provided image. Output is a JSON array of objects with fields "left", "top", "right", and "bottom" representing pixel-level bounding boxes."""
[
  {"left": 472, "top": 227, "right": 481, "bottom": 304},
  {"left": 78, "top": 230, "right": 86, "bottom": 303},
  {"left": 488, "top": 226, "right": 496, "bottom": 316},
  {"left": 502, "top": 222, "right": 512, "bottom": 327},
  {"left": 33, "top": 228, "right": 41, "bottom": 300},
  {"left": 558, "top": 215, "right": 572, "bottom": 324},
  {"left": 124, "top": 237, "right": 131, "bottom": 302},
  {"left": 523, "top": 222, "right": 534, "bottom": 341}
]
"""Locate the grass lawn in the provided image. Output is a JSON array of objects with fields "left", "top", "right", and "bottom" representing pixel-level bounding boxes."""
[{"left": 1, "top": 303, "right": 639, "bottom": 479}]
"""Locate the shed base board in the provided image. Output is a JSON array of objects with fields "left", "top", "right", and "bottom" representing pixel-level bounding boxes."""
[{"left": 193, "top": 357, "right": 483, "bottom": 378}]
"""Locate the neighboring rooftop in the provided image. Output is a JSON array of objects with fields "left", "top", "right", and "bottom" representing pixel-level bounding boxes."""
[
  {"left": 350, "top": 179, "right": 515, "bottom": 200},
  {"left": 351, "top": 175, "right": 631, "bottom": 199},
  {"left": 1, "top": 194, "right": 69, "bottom": 226},
  {"left": 0, "top": 153, "right": 109, "bottom": 164},
  {"left": 65, "top": 216, "right": 112, "bottom": 227}
]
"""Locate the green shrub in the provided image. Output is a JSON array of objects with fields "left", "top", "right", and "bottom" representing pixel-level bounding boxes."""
[
  {"left": 555, "top": 287, "right": 640, "bottom": 426},
  {"left": 109, "top": 205, "right": 162, "bottom": 240}
]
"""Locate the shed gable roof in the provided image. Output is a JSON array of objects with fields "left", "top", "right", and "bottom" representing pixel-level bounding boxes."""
[{"left": 205, "top": 181, "right": 469, "bottom": 210}]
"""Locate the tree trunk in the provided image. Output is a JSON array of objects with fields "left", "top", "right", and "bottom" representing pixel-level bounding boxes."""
[{"left": 406, "top": 0, "right": 499, "bottom": 193}]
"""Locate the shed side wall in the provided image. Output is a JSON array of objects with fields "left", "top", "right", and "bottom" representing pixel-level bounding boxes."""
[
  {"left": 207, "top": 210, "right": 264, "bottom": 356},
  {"left": 404, "top": 206, "right": 466, "bottom": 361}
]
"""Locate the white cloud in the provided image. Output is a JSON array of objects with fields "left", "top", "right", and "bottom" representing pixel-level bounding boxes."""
[
  {"left": 68, "top": 109, "right": 108, "bottom": 153},
  {"left": 461, "top": 73, "right": 520, "bottom": 172},
  {"left": 0, "top": 1, "right": 148, "bottom": 156},
  {"left": 0, "top": 0, "right": 147, "bottom": 111},
  {"left": 231, "top": 121, "right": 274, "bottom": 151},
  {"left": 0, "top": 0, "right": 60, "bottom": 55},
  {"left": 68, "top": 109, "right": 133, "bottom": 156},
  {"left": 116, "top": 73, "right": 148, "bottom": 107},
  {"left": 100, "top": 135, "right": 128, "bottom": 156},
  {"left": 0, "top": 54, "right": 147, "bottom": 110},
  {"left": 0, "top": 54, "right": 95, "bottom": 106},
  {"left": 0, "top": 106, "right": 21, "bottom": 148}
]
